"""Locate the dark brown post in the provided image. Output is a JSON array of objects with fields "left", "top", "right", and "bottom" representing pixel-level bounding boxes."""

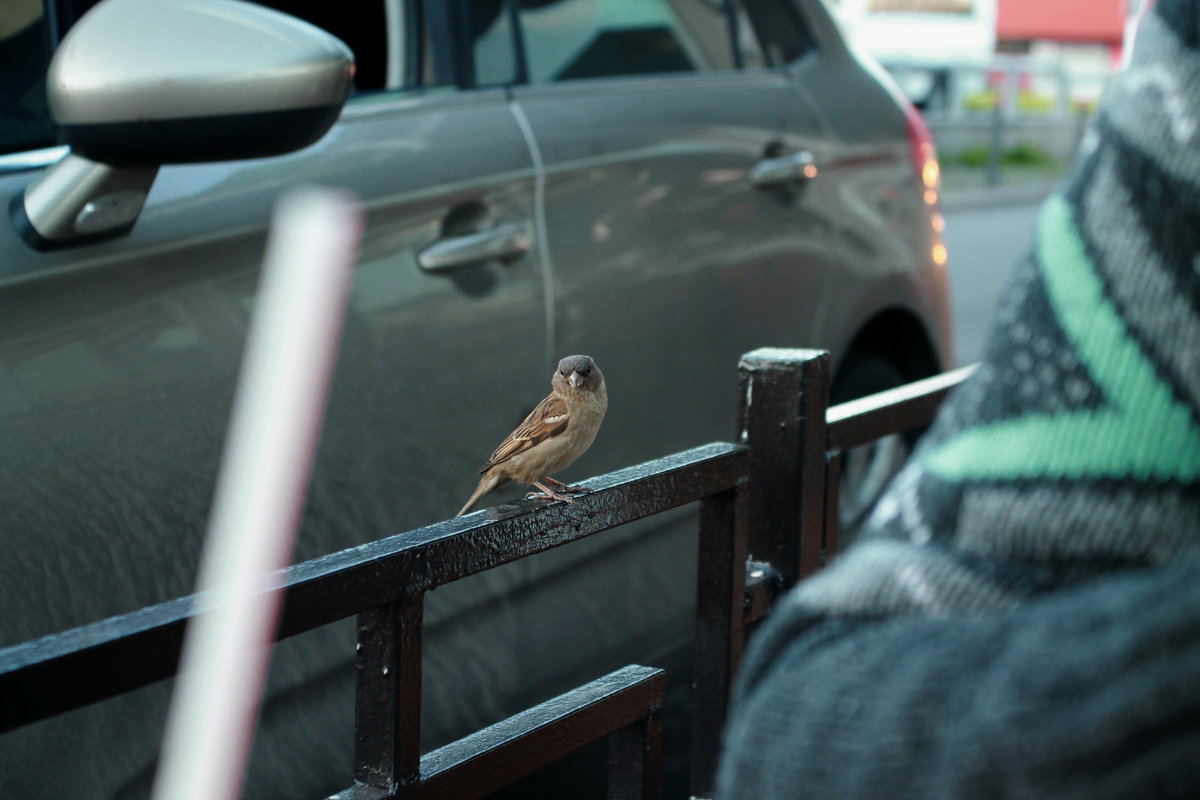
[
  {"left": 737, "top": 348, "right": 831, "bottom": 585},
  {"left": 691, "top": 481, "right": 749, "bottom": 798},
  {"left": 607, "top": 703, "right": 663, "bottom": 800},
  {"left": 354, "top": 592, "right": 425, "bottom": 791}
]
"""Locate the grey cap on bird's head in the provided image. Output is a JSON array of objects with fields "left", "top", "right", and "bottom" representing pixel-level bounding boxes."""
[{"left": 558, "top": 355, "right": 597, "bottom": 389}]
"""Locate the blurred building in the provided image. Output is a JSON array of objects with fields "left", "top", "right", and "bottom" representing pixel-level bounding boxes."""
[
  {"left": 830, "top": 0, "right": 998, "bottom": 66},
  {"left": 995, "top": 0, "right": 1130, "bottom": 103},
  {"left": 827, "top": 0, "right": 1144, "bottom": 110}
]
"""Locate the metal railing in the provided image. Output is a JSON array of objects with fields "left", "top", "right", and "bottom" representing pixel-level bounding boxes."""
[{"left": 0, "top": 349, "right": 974, "bottom": 799}]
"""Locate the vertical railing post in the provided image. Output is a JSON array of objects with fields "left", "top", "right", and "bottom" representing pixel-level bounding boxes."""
[
  {"left": 354, "top": 591, "right": 425, "bottom": 791},
  {"left": 738, "top": 348, "right": 831, "bottom": 585},
  {"left": 691, "top": 481, "right": 749, "bottom": 798},
  {"left": 607, "top": 702, "right": 663, "bottom": 800}
]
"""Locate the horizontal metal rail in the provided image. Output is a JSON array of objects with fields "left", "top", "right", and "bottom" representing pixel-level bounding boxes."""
[
  {"left": 827, "top": 364, "right": 977, "bottom": 451},
  {"left": 333, "top": 665, "right": 664, "bottom": 800},
  {"left": 0, "top": 442, "right": 747, "bottom": 734},
  {"left": 822, "top": 362, "right": 976, "bottom": 563}
]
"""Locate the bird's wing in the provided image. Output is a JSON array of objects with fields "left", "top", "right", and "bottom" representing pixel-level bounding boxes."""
[{"left": 481, "top": 394, "right": 570, "bottom": 472}]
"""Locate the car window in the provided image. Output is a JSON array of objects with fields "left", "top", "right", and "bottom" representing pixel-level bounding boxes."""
[
  {"left": 471, "top": 0, "right": 520, "bottom": 86},
  {"left": 0, "top": 0, "right": 54, "bottom": 155},
  {"left": 497, "top": 0, "right": 734, "bottom": 86},
  {"left": 260, "top": 0, "right": 450, "bottom": 91},
  {"left": 735, "top": 0, "right": 813, "bottom": 67},
  {"left": 731, "top": 3, "right": 766, "bottom": 69},
  {"left": 252, "top": 0, "right": 390, "bottom": 90}
]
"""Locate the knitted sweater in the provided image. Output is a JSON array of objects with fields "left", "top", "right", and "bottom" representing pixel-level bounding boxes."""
[{"left": 716, "top": 1, "right": 1200, "bottom": 797}]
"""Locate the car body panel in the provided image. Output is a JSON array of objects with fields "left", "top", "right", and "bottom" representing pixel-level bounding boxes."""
[{"left": 512, "top": 68, "right": 843, "bottom": 471}]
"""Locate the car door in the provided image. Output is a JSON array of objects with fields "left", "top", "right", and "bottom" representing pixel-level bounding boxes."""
[
  {"left": 0, "top": 1, "right": 548, "bottom": 796},
  {"left": 499, "top": 0, "right": 841, "bottom": 475}
]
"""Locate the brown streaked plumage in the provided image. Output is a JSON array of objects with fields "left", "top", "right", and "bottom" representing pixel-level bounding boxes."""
[{"left": 457, "top": 355, "right": 607, "bottom": 517}]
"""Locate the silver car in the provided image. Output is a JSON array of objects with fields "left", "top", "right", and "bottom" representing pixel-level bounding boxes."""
[{"left": 0, "top": 0, "right": 950, "bottom": 796}]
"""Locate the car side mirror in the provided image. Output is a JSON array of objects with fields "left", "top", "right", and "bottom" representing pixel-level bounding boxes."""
[{"left": 11, "top": 0, "right": 354, "bottom": 250}]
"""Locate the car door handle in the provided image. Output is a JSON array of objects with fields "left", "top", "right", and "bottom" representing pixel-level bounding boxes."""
[
  {"left": 417, "top": 222, "right": 532, "bottom": 273},
  {"left": 750, "top": 151, "right": 817, "bottom": 187}
]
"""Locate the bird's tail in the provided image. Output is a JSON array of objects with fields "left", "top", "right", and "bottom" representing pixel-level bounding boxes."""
[{"left": 456, "top": 473, "right": 505, "bottom": 517}]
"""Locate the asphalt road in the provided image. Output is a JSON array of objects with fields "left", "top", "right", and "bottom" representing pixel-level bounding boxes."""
[{"left": 943, "top": 198, "right": 1045, "bottom": 366}]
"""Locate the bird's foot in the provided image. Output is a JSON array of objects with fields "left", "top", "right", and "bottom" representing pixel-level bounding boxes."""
[
  {"left": 542, "top": 476, "right": 593, "bottom": 495},
  {"left": 526, "top": 480, "right": 579, "bottom": 505}
]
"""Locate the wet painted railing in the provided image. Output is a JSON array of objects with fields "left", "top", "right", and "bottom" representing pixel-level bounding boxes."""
[{"left": 0, "top": 349, "right": 973, "bottom": 799}]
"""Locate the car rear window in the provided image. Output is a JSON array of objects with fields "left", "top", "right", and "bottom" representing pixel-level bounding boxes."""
[{"left": 735, "top": 0, "right": 814, "bottom": 67}]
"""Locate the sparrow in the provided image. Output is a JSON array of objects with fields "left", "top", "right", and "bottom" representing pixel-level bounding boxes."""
[{"left": 457, "top": 355, "right": 607, "bottom": 517}]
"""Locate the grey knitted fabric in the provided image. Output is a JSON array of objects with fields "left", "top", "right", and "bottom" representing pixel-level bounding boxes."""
[
  {"left": 720, "top": 552, "right": 1200, "bottom": 799},
  {"left": 717, "top": 1, "right": 1200, "bottom": 796}
]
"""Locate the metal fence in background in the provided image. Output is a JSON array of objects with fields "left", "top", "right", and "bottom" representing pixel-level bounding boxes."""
[{"left": 0, "top": 349, "right": 973, "bottom": 800}]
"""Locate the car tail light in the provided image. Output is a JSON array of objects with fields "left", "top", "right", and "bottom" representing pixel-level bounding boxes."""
[
  {"left": 904, "top": 102, "right": 941, "bottom": 205},
  {"left": 904, "top": 102, "right": 948, "bottom": 266}
]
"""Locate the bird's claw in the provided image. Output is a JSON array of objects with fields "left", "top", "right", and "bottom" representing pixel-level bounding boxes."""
[
  {"left": 524, "top": 489, "right": 576, "bottom": 504},
  {"left": 527, "top": 478, "right": 591, "bottom": 505},
  {"left": 542, "top": 477, "right": 593, "bottom": 495}
]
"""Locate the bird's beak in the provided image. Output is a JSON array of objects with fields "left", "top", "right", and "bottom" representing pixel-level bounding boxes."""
[{"left": 569, "top": 371, "right": 584, "bottom": 389}]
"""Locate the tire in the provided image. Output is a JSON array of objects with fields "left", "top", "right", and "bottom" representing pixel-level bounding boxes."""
[{"left": 830, "top": 353, "right": 915, "bottom": 549}]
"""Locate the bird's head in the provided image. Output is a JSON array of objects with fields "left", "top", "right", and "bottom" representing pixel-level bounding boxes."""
[{"left": 556, "top": 354, "right": 601, "bottom": 392}]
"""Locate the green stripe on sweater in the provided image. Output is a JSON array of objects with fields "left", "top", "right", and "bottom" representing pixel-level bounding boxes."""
[{"left": 924, "top": 195, "right": 1200, "bottom": 481}]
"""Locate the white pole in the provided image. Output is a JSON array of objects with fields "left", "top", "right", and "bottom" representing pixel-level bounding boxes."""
[{"left": 150, "top": 187, "right": 363, "bottom": 800}]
